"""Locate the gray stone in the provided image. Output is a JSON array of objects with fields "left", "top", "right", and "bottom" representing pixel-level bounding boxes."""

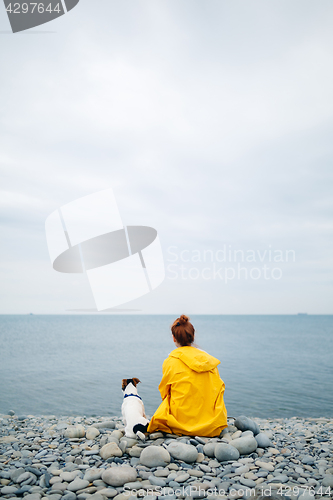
[
  {"left": 67, "top": 477, "right": 90, "bottom": 491},
  {"left": 322, "top": 475, "right": 333, "bottom": 488},
  {"left": 229, "top": 435, "right": 258, "bottom": 455},
  {"left": 149, "top": 432, "right": 164, "bottom": 439},
  {"left": 203, "top": 442, "right": 216, "bottom": 457},
  {"left": 241, "top": 430, "right": 254, "bottom": 438},
  {"left": 92, "top": 421, "right": 116, "bottom": 429},
  {"left": 23, "top": 494, "right": 41, "bottom": 500},
  {"left": 62, "top": 494, "right": 77, "bottom": 500},
  {"left": 102, "top": 466, "right": 137, "bottom": 486},
  {"left": 140, "top": 445, "right": 171, "bottom": 467},
  {"left": 64, "top": 425, "right": 86, "bottom": 438},
  {"left": 17, "top": 471, "right": 31, "bottom": 483},
  {"left": 175, "top": 473, "right": 190, "bottom": 482},
  {"left": 239, "top": 477, "right": 256, "bottom": 488},
  {"left": 97, "top": 488, "right": 118, "bottom": 498},
  {"left": 166, "top": 442, "right": 198, "bottom": 463},
  {"left": 84, "top": 468, "right": 102, "bottom": 481},
  {"left": 10, "top": 467, "right": 25, "bottom": 482},
  {"left": 302, "top": 455, "right": 315, "bottom": 465},
  {"left": 60, "top": 471, "right": 80, "bottom": 482},
  {"left": 214, "top": 443, "right": 240, "bottom": 462},
  {"left": 120, "top": 436, "right": 138, "bottom": 448},
  {"left": 148, "top": 474, "right": 167, "bottom": 486},
  {"left": 129, "top": 446, "right": 142, "bottom": 458},
  {"left": 234, "top": 416, "right": 260, "bottom": 435},
  {"left": 1, "top": 485, "right": 18, "bottom": 494},
  {"left": 255, "top": 433, "right": 272, "bottom": 448},
  {"left": 269, "top": 474, "right": 289, "bottom": 483}
]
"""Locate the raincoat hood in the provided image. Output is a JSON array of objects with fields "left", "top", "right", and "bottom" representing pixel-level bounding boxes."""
[{"left": 169, "top": 346, "right": 220, "bottom": 373}]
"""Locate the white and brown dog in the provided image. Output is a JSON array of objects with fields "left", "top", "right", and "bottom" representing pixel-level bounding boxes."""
[{"left": 121, "top": 378, "right": 149, "bottom": 440}]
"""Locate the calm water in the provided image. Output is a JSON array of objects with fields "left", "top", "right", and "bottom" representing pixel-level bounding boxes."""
[{"left": 0, "top": 315, "right": 332, "bottom": 418}]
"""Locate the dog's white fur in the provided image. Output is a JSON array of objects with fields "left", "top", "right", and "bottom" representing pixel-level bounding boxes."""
[{"left": 121, "top": 382, "right": 149, "bottom": 440}]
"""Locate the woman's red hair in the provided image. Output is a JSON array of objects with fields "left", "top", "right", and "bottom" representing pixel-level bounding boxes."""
[{"left": 171, "top": 315, "right": 195, "bottom": 346}]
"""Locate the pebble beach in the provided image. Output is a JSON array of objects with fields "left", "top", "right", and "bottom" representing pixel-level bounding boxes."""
[{"left": 1, "top": 413, "right": 332, "bottom": 500}]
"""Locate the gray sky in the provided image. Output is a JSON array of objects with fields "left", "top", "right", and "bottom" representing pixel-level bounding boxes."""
[{"left": 0, "top": 0, "right": 332, "bottom": 314}]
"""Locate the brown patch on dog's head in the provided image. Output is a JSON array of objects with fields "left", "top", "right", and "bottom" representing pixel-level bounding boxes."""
[{"left": 122, "top": 378, "right": 141, "bottom": 390}]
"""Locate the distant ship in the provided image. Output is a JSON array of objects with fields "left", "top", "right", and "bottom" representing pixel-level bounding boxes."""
[{"left": 297, "top": 313, "right": 308, "bottom": 316}]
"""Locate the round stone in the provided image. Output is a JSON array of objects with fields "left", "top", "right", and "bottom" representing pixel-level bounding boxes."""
[
  {"left": 1, "top": 486, "right": 18, "bottom": 494},
  {"left": 86, "top": 427, "right": 100, "bottom": 440},
  {"left": 100, "top": 442, "right": 123, "bottom": 460},
  {"left": 22, "top": 494, "right": 41, "bottom": 500},
  {"left": 102, "top": 466, "right": 137, "bottom": 487},
  {"left": 63, "top": 425, "right": 85, "bottom": 438},
  {"left": 229, "top": 436, "right": 258, "bottom": 455},
  {"left": 234, "top": 416, "right": 260, "bottom": 435},
  {"left": 139, "top": 445, "right": 171, "bottom": 467},
  {"left": 148, "top": 475, "right": 166, "bottom": 487},
  {"left": 255, "top": 460, "right": 274, "bottom": 472},
  {"left": 167, "top": 442, "right": 198, "bottom": 463},
  {"left": 322, "top": 475, "right": 333, "bottom": 488},
  {"left": 302, "top": 455, "right": 315, "bottom": 465},
  {"left": 240, "top": 477, "right": 256, "bottom": 488},
  {"left": 129, "top": 446, "right": 142, "bottom": 458},
  {"left": 83, "top": 469, "right": 102, "bottom": 482},
  {"left": 67, "top": 477, "right": 90, "bottom": 491},
  {"left": 214, "top": 443, "right": 240, "bottom": 462},
  {"left": 255, "top": 433, "right": 272, "bottom": 448},
  {"left": 203, "top": 442, "right": 216, "bottom": 457},
  {"left": 60, "top": 471, "right": 80, "bottom": 482}
]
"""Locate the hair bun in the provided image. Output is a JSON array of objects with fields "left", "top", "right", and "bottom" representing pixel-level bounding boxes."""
[{"left": 179, "top": 315, "right": 189, "bottom": 325}]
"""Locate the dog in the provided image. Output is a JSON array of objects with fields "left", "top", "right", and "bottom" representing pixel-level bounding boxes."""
[{"left": 121, "top": 378, "right": 149, "bottom": 440}]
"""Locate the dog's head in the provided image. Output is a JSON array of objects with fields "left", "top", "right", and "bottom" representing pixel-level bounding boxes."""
[{"left": 122, "top": 378, "right": 141, "bottom": 391}]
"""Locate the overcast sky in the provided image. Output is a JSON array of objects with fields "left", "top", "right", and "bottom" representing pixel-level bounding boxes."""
[{"left": 0, "top": 0, "right": 332, "bottom": 314}]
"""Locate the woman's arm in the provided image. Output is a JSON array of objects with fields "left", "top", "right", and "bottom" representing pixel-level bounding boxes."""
[{"left": 158, "top": 358, "right": 172, "bottom": 400}]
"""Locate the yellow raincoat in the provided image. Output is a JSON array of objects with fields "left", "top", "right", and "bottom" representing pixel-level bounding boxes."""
[{"left": 147, "top": 346, "right": 227, "bottom": 437}]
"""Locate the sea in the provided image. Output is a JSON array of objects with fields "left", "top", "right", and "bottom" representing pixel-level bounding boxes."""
[{"left": 0, "top": 315, "right": 332, "bottom": 419}]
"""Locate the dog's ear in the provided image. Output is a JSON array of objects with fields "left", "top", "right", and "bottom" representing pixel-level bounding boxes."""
[
  {"left": 132, "top": 378, "right": 141, "bottom": 386},
  {"left": 122, "top": 379, "right": 128, "bottom": 390}
]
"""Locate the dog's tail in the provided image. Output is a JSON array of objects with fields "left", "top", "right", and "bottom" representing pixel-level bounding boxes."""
[{"left": 133, "top": 423, "right": 148, "bottom": 441}]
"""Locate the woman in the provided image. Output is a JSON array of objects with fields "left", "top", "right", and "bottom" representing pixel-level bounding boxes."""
[{"left": 147, "top": 315, "right": 227, "bottom": 437}]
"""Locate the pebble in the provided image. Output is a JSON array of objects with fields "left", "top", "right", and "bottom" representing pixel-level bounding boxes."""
[
  {"left": 322, "top": 474, "right": 333, "bottom": 487},
  {"left": 86, "top": 427, "right": 100, "bottom": 440},
  {"left": 0, "top": 413, "right": 332, "bottom": 500},
  {"left": 67, "top": 477, "right": 90, "bottom": 491},
  {"left": 166, "top": 441, "right": 198, "bottom": 463},
  {"left": 102, "top": 466, "right": 137, "bottom": 486},
  {"left": 214, "top": 443, "right": 240, "bottom": 461},
  {"left": 139, "top": 445, "right": 171, "bottom": 467},
  {"left": 234, "top": 416, "right": 260, "bottom": 435},
  {"left": 63, "top": 425, "right": 85, "bottom": 438},
  {"left": 229, "top": 435, "right": 258, "bottom": 455},
  {"left": 203, "top": 442, "right": 216, "bottom": 457},
  {"left": 255, "top": 432, "right": 272, "bottom": 448},
  {"left": 92, "top": 421, "right": 116, "bottom": 429},
  {"left": 100, "top": 442, "right": 123, "bottom": 459}
]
